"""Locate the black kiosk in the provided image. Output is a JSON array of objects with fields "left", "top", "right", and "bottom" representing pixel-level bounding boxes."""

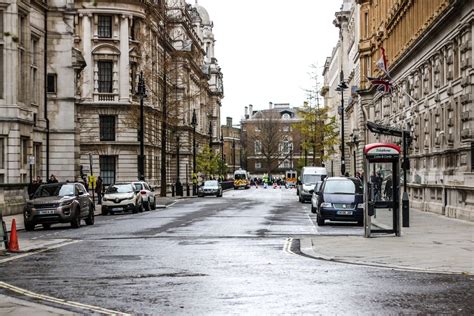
[{"left": 363, "top": 143, "right": 401, "bottom": 237}]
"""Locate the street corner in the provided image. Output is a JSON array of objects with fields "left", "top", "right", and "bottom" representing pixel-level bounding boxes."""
[{"left": 298, "top": 234, "right": 474, "bottom": 275}]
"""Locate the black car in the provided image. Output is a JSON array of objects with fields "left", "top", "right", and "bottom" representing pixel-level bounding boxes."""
[
  {"left": 24, "top": 182, "right": 95, "bottom": 231},
  {"left": 314, "top": 177, "right": 364, "bottom": 226}
]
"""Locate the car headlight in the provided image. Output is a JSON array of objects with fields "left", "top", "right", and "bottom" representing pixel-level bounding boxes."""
[
  {"left": 320, "top": 202, "right": 332, "bottom": 208},
  {"left": 198, "top": 187, "right": 203, "bottom": 192},
  {"left": 60, "top": 199, "right": 74, "bottom": 206}
]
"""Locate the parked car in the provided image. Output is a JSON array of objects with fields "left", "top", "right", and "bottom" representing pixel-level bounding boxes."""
[
  {"left": 23, "top": 182, "right": 95, "bottom": 231},
  {"left": 314, "top": 177, "right": 364, "bottom": 226},
  {"left": 198, "top": 180, "right": 223, "bottom": 197},
  {"left": 132, "top": 181, "right": 156, "bottom": 211},
  {"left": 101, "top": 183, "right": 143, "bottom": 215},
  {"left": 310, "top": 181, "right": 324, "bottom": 213}
]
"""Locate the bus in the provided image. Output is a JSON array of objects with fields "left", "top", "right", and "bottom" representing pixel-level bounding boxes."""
[
  {"left": 233, "top": 169, "right": 250, "bottom": 189},
  {"left": 285, "top": 170, "right": 297, "bottom": 188}
]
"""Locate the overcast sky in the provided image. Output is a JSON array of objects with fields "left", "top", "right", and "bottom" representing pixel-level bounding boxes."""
[{"left": 192, "top": 0, "right": 343, "bottom": 125}]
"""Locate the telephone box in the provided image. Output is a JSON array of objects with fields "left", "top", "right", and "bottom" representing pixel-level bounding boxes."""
[{"left": 363, "top": 143, "right": 401, "bottom": 237}]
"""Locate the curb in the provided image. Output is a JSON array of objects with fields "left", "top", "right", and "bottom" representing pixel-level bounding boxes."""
[{"left": 298, "top": 238, "right": 471, "bottom": 276}]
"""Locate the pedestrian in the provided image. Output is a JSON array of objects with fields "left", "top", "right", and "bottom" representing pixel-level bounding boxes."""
[
  {"left": 48, "top": 174, "right": 58, "bottom": 183},
  {"left": 27, "top": 179, "right": 38, "bottom": 198},
  {"left": 96, "top": 176, "right": 104, "bottom": 205}
]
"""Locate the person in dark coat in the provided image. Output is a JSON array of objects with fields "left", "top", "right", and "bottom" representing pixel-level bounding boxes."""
[{"left": 95, "top": 176, "right": 104, "bottom": 205}]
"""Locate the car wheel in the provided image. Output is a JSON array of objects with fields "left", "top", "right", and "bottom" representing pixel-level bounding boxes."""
[
  {"left": 101, "top": 207, "right": 108, "bottom": 216},
  {"left": 85, "top": 204, "right": 95, "bottom": 225},
  {"left": 42, "top": 224, "right": 51, "bottom": 230},
  {"left": 25, "top": 222, "right": 35, "bottom": 231},
  {"left": 310, "top": 204, "right": 316, "bottom": 214},
  {"left": 316, "top": 214, "right": 325, "bottom": 226},
  {"left": 150, "top": 198, "right": 156, "bottom": 210},
  {"left": 71, "top": 210, "right": 81, "bottom": 228},
  {"left": 144, "top": 201, "right": 151, "bottom": 212}
]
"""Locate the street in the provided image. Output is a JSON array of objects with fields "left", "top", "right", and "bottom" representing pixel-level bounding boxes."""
[{"left": 0, "top": 187, "right": 472, "bottom": 315}]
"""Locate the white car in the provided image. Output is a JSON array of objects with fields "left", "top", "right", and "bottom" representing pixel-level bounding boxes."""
[
  {"left": 132, "top": 181, "right": 156, "bottom": 211},
  {"left": 101, "top": 183, "right": 143, "bottom": 215}
]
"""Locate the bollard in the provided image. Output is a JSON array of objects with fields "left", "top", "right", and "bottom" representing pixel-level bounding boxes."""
[
  {"left": 171, "top": 184, "right": 175, "bottom": 197},
  {"left": 186, "top": 184, "right": 190, "bottom": 196}
]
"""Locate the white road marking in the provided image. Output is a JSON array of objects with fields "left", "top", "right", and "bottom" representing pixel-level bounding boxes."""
[{"left": 0, "top": 281, "right": 130, "bottom": 315}]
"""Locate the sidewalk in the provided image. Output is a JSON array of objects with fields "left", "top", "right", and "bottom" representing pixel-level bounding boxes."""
[{"left": 301, "top": 208, "right": 474, "bottom": 274}]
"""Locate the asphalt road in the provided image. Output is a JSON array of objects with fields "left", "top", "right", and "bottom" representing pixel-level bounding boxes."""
[{"left": 0, "top": 187, "right": 472, "bottom": 315}]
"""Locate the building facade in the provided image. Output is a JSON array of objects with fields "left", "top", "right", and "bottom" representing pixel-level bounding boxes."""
[
  {"left": 0, "top": 0, "right": 223, "bottom": 214},
  {"left": 356, "top": 0, "right": 473, "bottom": 221},
  {"left": 241, "top": 103, "right": 306, "bottom": 177},
  {"left": 221, "top": 117, "right": 241, "bottom": 176}
]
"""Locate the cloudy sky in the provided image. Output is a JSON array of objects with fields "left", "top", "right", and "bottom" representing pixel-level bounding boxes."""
[{"left": 192, "top": 0, "right": 343, "bottom": 125}]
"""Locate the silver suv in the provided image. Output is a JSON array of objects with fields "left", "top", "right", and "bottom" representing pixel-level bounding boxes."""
[{"left": 24, "top": 182, "right": 95, "bottom": 231}]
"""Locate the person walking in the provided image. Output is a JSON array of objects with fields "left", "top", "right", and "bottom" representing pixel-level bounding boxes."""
[{"left": 95, "top": 176, "right": 104, "bottom": 205}]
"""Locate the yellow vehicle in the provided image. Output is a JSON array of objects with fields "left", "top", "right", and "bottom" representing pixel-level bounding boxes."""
[
  {"left": 233, "top": 169, "right": 250, "bottom": 189},
  {"left": 286, "top": 170, "right": 297, "bottom": 187}
]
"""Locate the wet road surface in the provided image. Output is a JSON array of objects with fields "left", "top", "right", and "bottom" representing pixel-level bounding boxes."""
[{"left": 0, "top": 187, "right": 472, "bottom": 314}]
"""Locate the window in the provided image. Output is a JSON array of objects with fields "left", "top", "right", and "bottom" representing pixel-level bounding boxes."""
[
  {"left": 100, "top": 156, "right": 116, "bottom": 185},
  {"left": 98, "top": 16, "right": 112, "bottom": 38},
  {"left": 98, "top": 61, "right": 113, "bottom": 93},
  {"left": 21, "top": 138, "right": 28, "bottom": 166},
  {"left": 18, "top": 14, "right": 26, "bottom": 102},
  {"left": 47, "top": 74, "right": 57, "bottom": 93},
  {"left": 30, "top": 36, "right": 39, "bottom": 104},
  {"left": 0, "top": 11, "right": 3, "bottom": 99},
  {"left": 34, "top": 142, "right": 41, "bottom": 178},
  {"left": 0, "top": 137, "right": 4, "bottom": 169},
  {"left": 255, "top": 162, "right": 261, "bottom": 169},
  {"left": 282, "top": 160, "right": 290, "bottom": 168},
  {"left": 99, "top": 115, "right": 116, "bottom": 141},
  {"left": 255, "top": 140, "right": 262, "bottom": 154},
  {"left": 471, "top": 142, "right": 474, "bottom": 172}
]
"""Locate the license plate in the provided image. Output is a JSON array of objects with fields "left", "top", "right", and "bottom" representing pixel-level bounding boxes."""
[
  {"left": 337, "top": 210, "right": 353, "bottom": 215},
  {"left": 39, "top": 210, "right": 55, "bottom": 215},
  {"left": 112, "top": 207, "right": 122, "bottom": 211}
]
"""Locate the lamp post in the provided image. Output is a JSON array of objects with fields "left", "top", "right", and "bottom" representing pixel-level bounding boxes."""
[
  {"left": 136, "top": 71, "right": 147, "bottom": 181},
  {"left": 191, "top": 109, "right": 197, "bottom": 195},
  {"left": 232, "top": 139, "right": 236, "bottom": 173},
  {"left": 175, "top": 135, "right": 182, "bottom": 196},
  {"left": 336, "top": 74, "right": 348, "bottom": 176},
  {"left": 208, "top": 120, "right": 213, "bottom": 149},
  {"left": 220, "top": 134, "right": 224, "bottom": 178}
]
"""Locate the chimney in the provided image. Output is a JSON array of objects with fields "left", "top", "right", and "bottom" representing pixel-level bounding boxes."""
[
  {"left": 249, "top": 104, "right": 253, "bottom": 117},
  {"left": 226, "top": 117, "right": 232, "bottom": 127},
  {"left": 244, "top": 106, "right": 248, "bottom": 119},
  {"left": 269, "top": 102, "right": 273, "bottom": 109}
]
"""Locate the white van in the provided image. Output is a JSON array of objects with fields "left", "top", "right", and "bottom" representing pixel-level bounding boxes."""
[{"left": 298, "top": 166, "right": 327, "bottom": 203}]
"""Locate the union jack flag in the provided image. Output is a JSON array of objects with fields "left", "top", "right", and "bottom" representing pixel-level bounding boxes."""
[{"left": 367, "top": 76, "right": 393, "bottom": 94}]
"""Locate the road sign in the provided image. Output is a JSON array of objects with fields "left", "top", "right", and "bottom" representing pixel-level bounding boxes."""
[{"left": 28, "top": 156, "right": 35, "bottom": 165}]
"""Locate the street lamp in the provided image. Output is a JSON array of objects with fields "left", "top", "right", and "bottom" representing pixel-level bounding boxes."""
[
  {"left": 232, "top": 139, "right": 236, "bottom": 173},
  {"left": 191, "top": 109, "right": 197, "bottom": 195},
  {"left": 175, "top": 135, "right": 182, "bottom": 196},
  {"left": 136, "top": 71, "right": 147, "bottom": 181},
  {"left": 336, "top": 75, "right": 348, "bottom": 176},
  {"left": 208, "top": 120, "right": 213, "bottom": 149},
  {"left": 220, "top": 134, "right": 224, "bottom": 179}
]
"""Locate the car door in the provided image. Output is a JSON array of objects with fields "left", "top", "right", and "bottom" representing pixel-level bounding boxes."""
[{"left": 75, "top": 184, "right": 88, "bottom": 215}]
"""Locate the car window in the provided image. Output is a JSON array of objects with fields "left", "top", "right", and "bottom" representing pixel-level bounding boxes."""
[
  {"left": 303, "top": 174, "right": 322, "bottom": 185},
  {"left": 204, "top": 180, "right": 218, "bottom": 187},
  {"left": 106, "top": 184, "right": 134, "bottom": 194},
  {"left": 134, "top": 183, "right": 143, "bottom": 190},
  {"left": 324, "top": 180, "right": 361, "bottom": 194}
]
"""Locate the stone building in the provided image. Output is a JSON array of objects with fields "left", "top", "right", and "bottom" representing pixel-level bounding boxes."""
[
  {"left": 75, "top": 0, "right": 223, "bottom": 190},
  {"left": 240, "top": 103, "right": 306, "bottom": 177},
  {"left": 221, "top": 117, "right": 241, "bottom": 176},
  {"left": 0, "top": 0, "right": 223, "bottom": 214},
  {"left": 322, "top": 0, "right": 361, "bottom": 177},
  {"left": 356, "top": 0, "right": 473, "bottom": 221}
]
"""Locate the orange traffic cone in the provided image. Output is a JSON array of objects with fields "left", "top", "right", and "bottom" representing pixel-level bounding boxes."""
[{"left": 8, "top": 218, "right": 20, "bottom": 253}]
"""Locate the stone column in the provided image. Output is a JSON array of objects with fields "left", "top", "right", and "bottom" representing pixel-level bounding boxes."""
[
  {"left": 81, "top": 14, "right": 92, "bottom": 99},
  {"left": 119, "top": 15, "right": 130, "bottom": 102}
]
